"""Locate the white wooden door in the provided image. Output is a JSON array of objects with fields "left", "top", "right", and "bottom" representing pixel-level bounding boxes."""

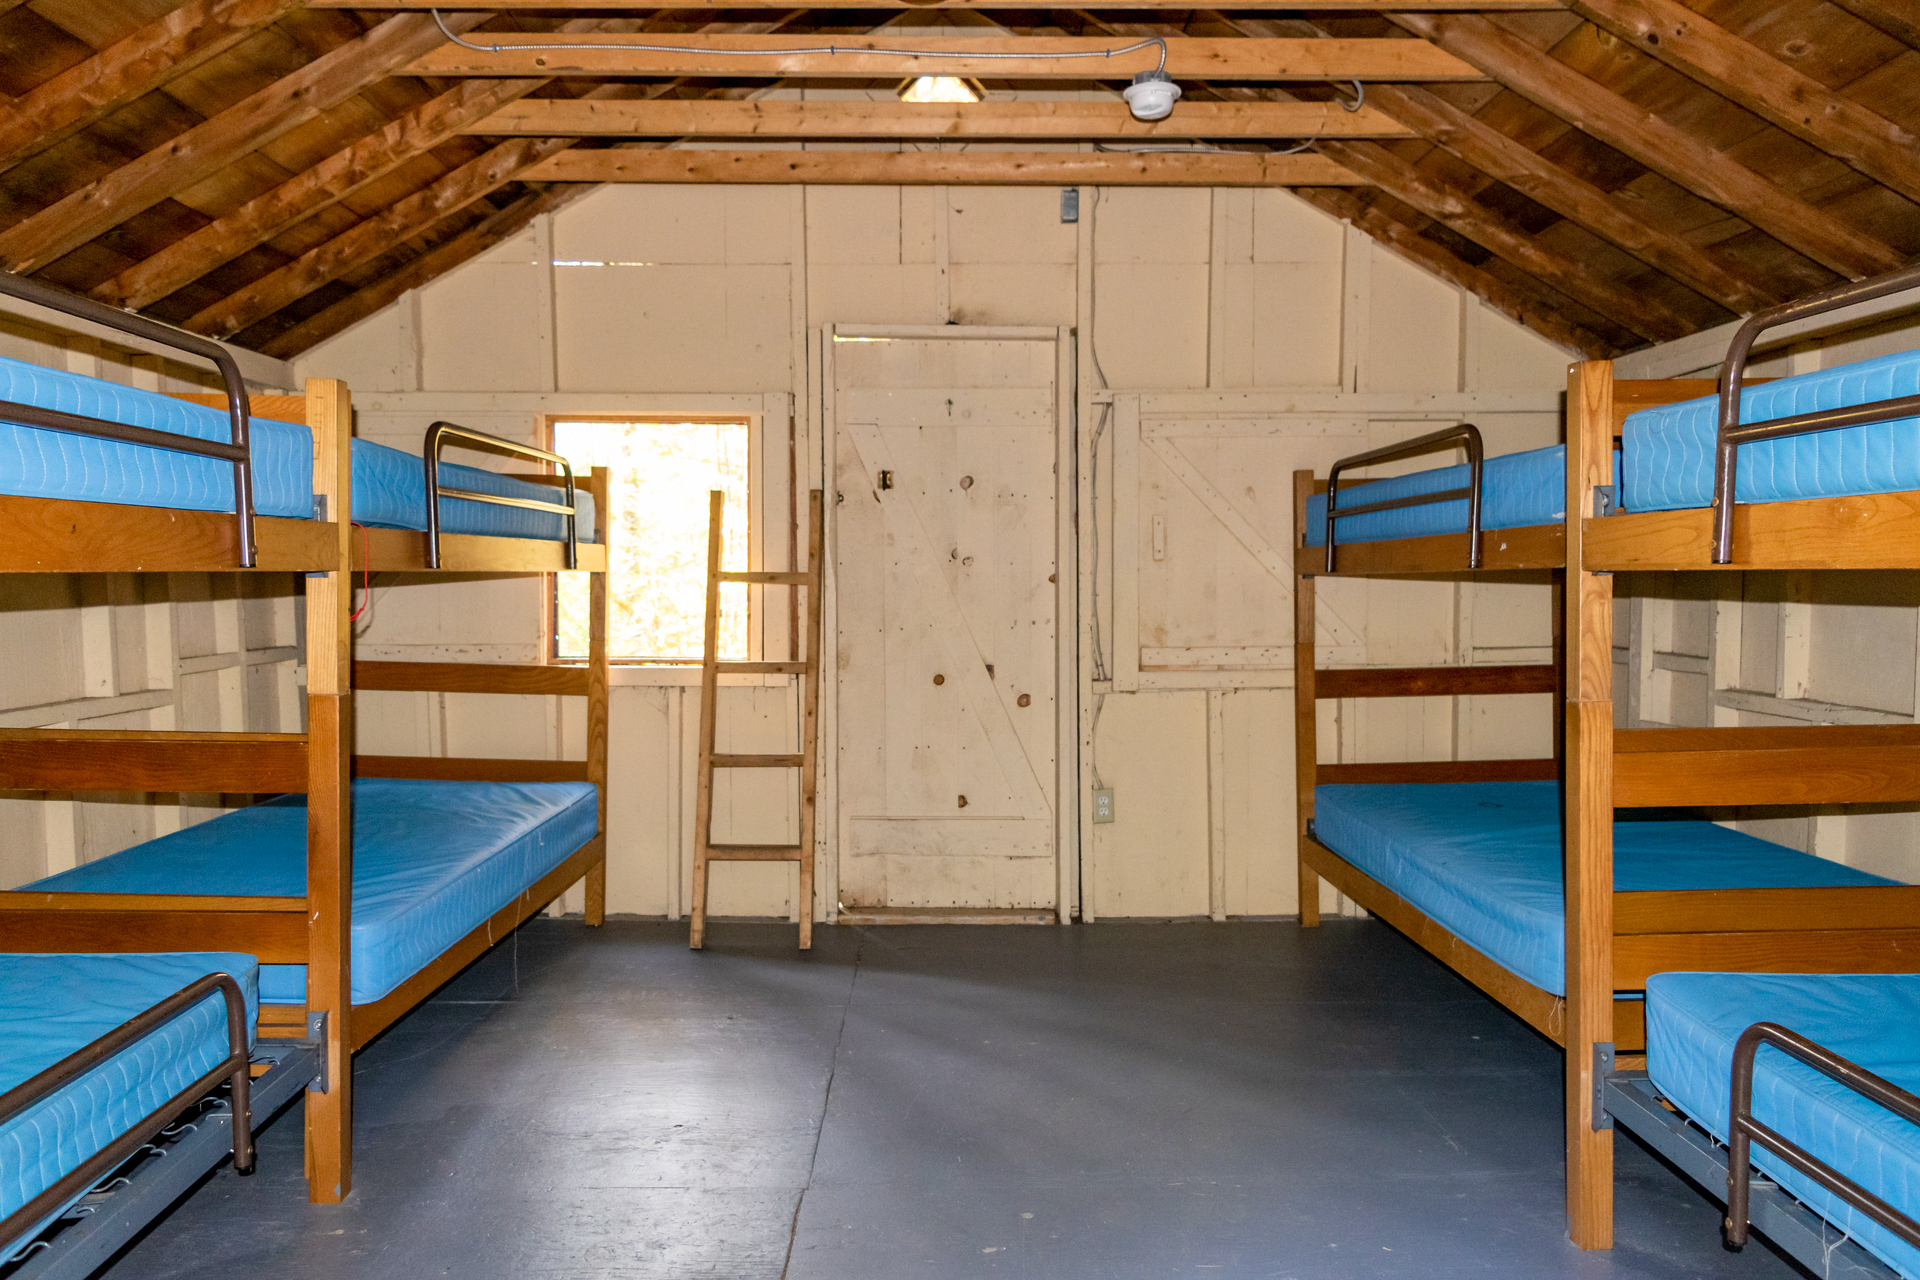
[{"left": 827, "top": 327, "right": 1066, "bottom": 911}]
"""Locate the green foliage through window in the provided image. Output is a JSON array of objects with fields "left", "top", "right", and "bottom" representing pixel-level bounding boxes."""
[{"left": 553, "top": 420, "right": 750, "bottom": 661}]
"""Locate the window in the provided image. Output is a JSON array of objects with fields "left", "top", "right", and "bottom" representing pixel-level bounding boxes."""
[{"left": 551, "top": 419, "right": 751, "bottom": 662}]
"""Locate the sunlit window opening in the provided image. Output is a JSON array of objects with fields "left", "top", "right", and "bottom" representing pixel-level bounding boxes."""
[
  {"left": 552, "top": 419, "right": 750, "bottom": 662},
  {"left": 900, "top": 75, "right": 981, "bottom": 104}
]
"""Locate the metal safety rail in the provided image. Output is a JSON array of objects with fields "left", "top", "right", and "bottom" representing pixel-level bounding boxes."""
[
  {"left": 0, "top": 271, "right": 260, "bottom": 567},
  {"left": 1323, "top": 422, "right": 1484, "bottom": 572},
  {"left": 1725, "top": 1022, "right": 1920, "bottom": 1255},
  {"left": 2, "top": 1008, "right": 325, "bottom": 1280},
  {"left": 1602, "top": 1046, "right": 1912, "bottom": 1280},
  {"left": 0, "top": 975, "right": 253, "bottom": 1263},
  {"left": 1711, "top": 259, "right": 1920, "bottom": 564},
  {"left": 423, "top": 420, "right": 579, "bottom": 570}
]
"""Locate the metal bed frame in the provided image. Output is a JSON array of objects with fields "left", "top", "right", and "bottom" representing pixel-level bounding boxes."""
[
  {"left": 0, "top": 271, "right": 260, "bottom": 566},
  {"left": 1710, "top": 259, "right": 1920, "bottom": 563},
  {"left": 1603, "top": 1017, "right": 1920, "bottom": 1280},
  {"left": 0, "top": 976, "right": 323, "bottom": 1280},
  {"left": 1321, "top": 421, "right": 1484, "bottom": 572},
  {"left": 423, "top": 420, "right": 579, "bottom": 570}
]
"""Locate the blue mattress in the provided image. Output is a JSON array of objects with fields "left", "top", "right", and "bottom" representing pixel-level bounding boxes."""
[
  {"left": 1625, "top": 348, "right": 1920, "bottom": 513},
  {"left": 0, "top": 352, "right": 595, "bottom": 540},
  {"left": 0, "top": 952, "right": 258, "bottom": 1256},
  {"left": 1312, "top": 781, "right": 1898, "bottom": 995},
  {"left": 26, "top": 779, "right": 598, "bottom": 1006},
  {"left": 350, "top": 438, "right": 597, "bottom": 543},
  {"left": 1647, "top": 972, "right": 1920, "bottom": 1278},
  {"left": 1303, "top": 445, "right": 1619, "bottom": 547}
]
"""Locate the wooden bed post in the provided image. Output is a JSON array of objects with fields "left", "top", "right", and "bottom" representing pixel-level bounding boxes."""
[
  {"left": 304, "top": 377, "right": 354, "bottom": 1204},
  {"left": 1293, "top": 469, "right": 1320, "bottom": 928},
  {"left": 585, "top": 466, "right": 609, "bottom": 928},
  {"left": 1565, "top": 361, "right": 1617, "bottom": 1249}
]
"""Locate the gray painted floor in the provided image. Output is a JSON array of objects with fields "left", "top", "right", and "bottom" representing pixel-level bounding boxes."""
[{"left": 101, "top": 919, "right": 1809, "bottom": 1279}]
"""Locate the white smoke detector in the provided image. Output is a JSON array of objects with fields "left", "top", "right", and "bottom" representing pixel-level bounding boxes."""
[{"left": 1123, "top": 70, "right": 1182, "bottom": 121}]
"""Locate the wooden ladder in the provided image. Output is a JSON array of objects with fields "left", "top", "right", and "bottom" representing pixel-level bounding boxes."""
[{"left": 690, "top": 488, "right": 824, "bottom": 950}]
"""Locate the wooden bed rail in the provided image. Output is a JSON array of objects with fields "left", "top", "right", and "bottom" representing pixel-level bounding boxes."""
[
  {"left": 0, "top": 728, "right": 308, "bottom": 792},
  {"left": 1614, "top": 724, "right": 1920, "bottom": 807},
  {"left": 354, "top": 755, "right": 590, "bottom": 783},
  {"left": 1317, "top": 759, "right": 1558, "bottom": 785},
  {"left": 0, "top": 892, "right": 308, "bottom": 961},
  {"left": 1315, "top": 664, "right": 1558, "bottom": 699},
  {"left": 353, "top": 660, "right": 589, "bottom": 696}
]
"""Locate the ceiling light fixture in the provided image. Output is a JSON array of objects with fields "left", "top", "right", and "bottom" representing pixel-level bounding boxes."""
[
  {"left": 1122, "top": 70, "right": 1181, "bottom": 122},
  {"left": 431, "top": 11, "right": 1182, "bottom": 121}
]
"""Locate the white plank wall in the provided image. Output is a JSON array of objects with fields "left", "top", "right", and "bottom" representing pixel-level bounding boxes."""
[{"left": 14, "top": 179, "right": 1914, "bottom": 922}]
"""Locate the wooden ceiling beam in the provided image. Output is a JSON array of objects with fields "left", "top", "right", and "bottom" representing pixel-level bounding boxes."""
[
  {"left": 1572, "top": 0, "right": 1920, "bottom": 204},
  {"left": 1824, "top": 0, "right": 1920, "bottom": 50},
  {"left": 1386, "top": 12, "right": 1908, "bottom": 280},
  {"left": 1311, "top": 135, "right": 1696, "bottom": 341},
  {"left": 404, "top": 35, "right": 1483, "bottom": 81},
  {"left": 260, "top": 183, "right": 597, "bottom": 359},
  {"left": 464, "top": 98, "right": 1416, "bottom": 139},
  {"left": 1364, "top": 83, "right": 1776, "bottom": 313},
  {"left": 0, "top": 0, "right": 305, "bottom": 178},
  {"left": 93, "top": 77, "right": 543, "bottom": 310},
  {"left": 313, "top": 0, "right": 1565, "bottom": 9},
  {"left": 0, "top": 11, "right": 487, "bottom": 277},
  {"left": 518, "top": 148, "right": 1364, "bottom": 186},
  {"left": 1298, "top": 187, "right": 1620, "bottom": 357},
  {"left": 185, "top": 134, "right": 577, "bottom": 339}
]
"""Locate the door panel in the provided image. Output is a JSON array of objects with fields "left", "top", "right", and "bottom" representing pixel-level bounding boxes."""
[{"left": 832, "top": 334, "right": 1059, "bottom": 910}]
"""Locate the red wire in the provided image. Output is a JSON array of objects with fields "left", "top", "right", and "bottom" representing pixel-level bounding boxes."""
[{"left": 348, "top": 521, "right": 372, "bottom": 622}]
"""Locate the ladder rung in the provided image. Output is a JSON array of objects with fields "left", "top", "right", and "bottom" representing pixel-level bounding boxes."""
[
  {"left": 704, "top": 844, "right": 805, "bottom": 861},
  {"left": 715, "top": 661, "right": 808, "bottom": 675},
  {"left": 711, "top": 753, "right": 804, "bottom": 768},
  {"left": 718, "top": 571, "right": 811, "bottom": 585}
]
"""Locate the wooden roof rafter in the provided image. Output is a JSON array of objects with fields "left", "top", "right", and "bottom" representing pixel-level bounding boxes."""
[{"left": 2, "top": 0, "right": 1918, "bottom": 361}]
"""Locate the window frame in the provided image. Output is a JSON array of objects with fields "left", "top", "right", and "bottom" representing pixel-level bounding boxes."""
[{"left": 538, "top": 412, "right": 770, "bottom": 668}]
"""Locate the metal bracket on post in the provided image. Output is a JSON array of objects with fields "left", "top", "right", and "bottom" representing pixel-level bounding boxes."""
[
  {"left": 1592, "top": 485, "right": 1615, "bottom": 518},
  {"left": 1593, "top": 1041, "right": 1615, "bottom": 1130},
  {"left": 306, "top": 1010, "right": 330, "bottom": 1095}
]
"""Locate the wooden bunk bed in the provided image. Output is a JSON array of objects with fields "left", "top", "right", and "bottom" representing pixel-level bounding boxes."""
[
  {"left": 1292, "top": 423, "right": 1571, "bottom": 1039},
  {"left": 0, "top": 273, "right": 352, "bottom": 1238},
  {"left": 1292, "top": 317, "right": 1920, "bottom": 1262},
  {"left": 1566, "top": 262, "right": 1920, "bottom": 1272},
  {"left": 0, "top": 276, "right": 610, "bottom": 1223},
  {"left": 340, "top": 418, "right": 611, "bottom": 1051}
]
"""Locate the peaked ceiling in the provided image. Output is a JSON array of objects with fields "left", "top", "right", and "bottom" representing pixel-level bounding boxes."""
[{"left": 1, "top": 0, "right": 1915, "bottom": 361}]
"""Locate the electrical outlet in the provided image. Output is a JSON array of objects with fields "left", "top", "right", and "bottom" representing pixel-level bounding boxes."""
[{"left": 1092, "top": 788, "right": 1115, "bottom": 824}]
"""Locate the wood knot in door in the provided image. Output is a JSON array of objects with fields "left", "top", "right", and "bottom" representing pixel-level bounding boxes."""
[
  {"left": 933, "top": 673, "right": 945, "bottom": 685},
  {"left": 1018, "top": 693, "right": 1031, "bottom": 707},
  {"left": 960, "top": 475, "right": 974, "bottom": 490},
  {"left": 957, "top": 795, "right": 968, "bottom": 808}
]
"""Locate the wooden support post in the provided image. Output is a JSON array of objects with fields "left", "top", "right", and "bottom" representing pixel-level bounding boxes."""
[
  {"left": 689, "top": 489, "right": 824, "bottom": 950},
  {"left": 302, "top": 377, "right": 353, "bottom": 1204},
  {"left": 1565, "top": 360, "right": 1617, "bottom": 1249},
  {"left": 1293, "top": 470, "right": 1321, "bottom": 928},
  {"left": 585, "top": 465, "right": 609, "bottom": 927}
]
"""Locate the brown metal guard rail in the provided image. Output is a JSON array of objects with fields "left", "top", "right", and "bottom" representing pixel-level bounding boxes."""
[
  {"left": 0, "top": 271, "right": 259, "bottom": 567},
  {"left": 423, "top": 420, "right": 578, "bottom": 570},
  {"left": 1323, "top": 422, "right": 1484, "bottom": 572},
  {"left": 1712, "top": 259, "right": 1920, "bottom": 563},
  {"left": 1725, "top": 1020, "right": 1920, "bottom": 1254},
  {"left": 0, "top": 973, "right": 253, "bottom": 1255}
]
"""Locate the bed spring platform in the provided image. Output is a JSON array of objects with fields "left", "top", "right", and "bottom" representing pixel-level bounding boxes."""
[
  {"left": 0, "top": 954, "right": 256, "bottom": 1258},
  {"left": 25, "top": 779, "right": 600, "bottom": 1010},
  {"left": 1615, "top": 973, "right": 1920, "bottom": 1279}
]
